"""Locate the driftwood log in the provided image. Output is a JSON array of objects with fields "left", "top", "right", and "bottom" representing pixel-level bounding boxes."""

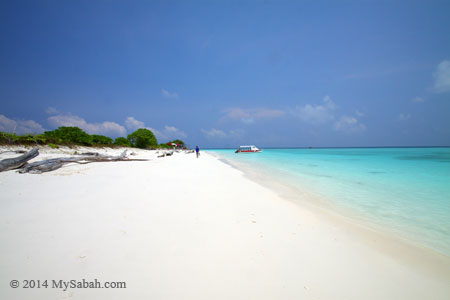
[
  {"left": 157, "top": 151, "right": 174, "bottom": 158},
  {"left": 0, "top": 147, "right": 39, "bottom": 172},
  {"left": 0, "top": 148, "right": 148, "bottom": 174},
  {"left": 0, "top": 150, "right": 27, "bottom": 155}
]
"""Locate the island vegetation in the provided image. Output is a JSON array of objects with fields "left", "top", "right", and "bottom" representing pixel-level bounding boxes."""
[{"left": 0, "top": 126, "right": 186, "bottom": 149}]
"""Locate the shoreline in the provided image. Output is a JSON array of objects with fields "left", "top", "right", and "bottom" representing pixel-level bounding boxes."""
[
  {"left": 208, "top": 151, "right": 450, "bottom": 276},
  {"left": 1, "top": 146, "right": 450, "bottom": 299}
]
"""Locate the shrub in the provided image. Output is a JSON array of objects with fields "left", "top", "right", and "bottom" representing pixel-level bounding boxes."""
[
  {"left": 158, "top": 143, "right": 174, "bottom": 149},
  {"left": 43, "top": 127, "right": 93, "bottom": 145},
  {"left": 169, "top": 139, "right": 185, "bottom": 146},
  {"left": 114, "top": 137, "right": 131, "bottom": 147},
  {"left": 0, "top": 132, "right": 18, "bottom": 144},
  {"left": 127, "top": 128, "right": 157, "bottom": 148},
  {"left": 91, "top": 134, "right": 113, "bottom": 145},
  {"left": 35, "top": 134, "right": 48, "bottom": 144},
  {"left": 16, "top": 134, "right": 37, "bottom": 144}
]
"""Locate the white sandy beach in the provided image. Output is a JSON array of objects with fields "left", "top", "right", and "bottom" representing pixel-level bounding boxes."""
[{"left": 0, "top": 146, "right": 449, "bottom": 300}]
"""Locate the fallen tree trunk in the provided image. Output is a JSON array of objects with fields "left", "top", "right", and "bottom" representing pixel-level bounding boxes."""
[
  {"left": 18, "top": 157, "right": 86, "bottom": 174},
  {"left": 0, "top": 147, "right": 39, "bottom": 172},
  {"left": 18, "top": 150, "right": 148, "bottom": 174},
  {"left": 25, "top": 161, "right": 64, "bottom": 174},
  {"left": 0, "top": 150, "right": 27, "bottom": 155}
]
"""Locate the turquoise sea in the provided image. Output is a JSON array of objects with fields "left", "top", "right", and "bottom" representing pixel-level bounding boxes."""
[{"left": 208, "top": 148, "right": 450, "bottom": 256}]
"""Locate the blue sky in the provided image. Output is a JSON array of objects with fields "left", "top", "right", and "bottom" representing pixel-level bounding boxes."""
[{"left": 1, "top": 0, "right": 449, "bottom": 147}]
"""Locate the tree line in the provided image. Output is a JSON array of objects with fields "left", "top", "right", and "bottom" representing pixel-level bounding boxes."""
[{"left": 0, "top": 127, "right": 185, "bottom": 149}]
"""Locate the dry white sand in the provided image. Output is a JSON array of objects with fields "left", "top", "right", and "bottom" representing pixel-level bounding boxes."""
[{"left": 0, "top": 146, "right": 449, "bottom": 300}]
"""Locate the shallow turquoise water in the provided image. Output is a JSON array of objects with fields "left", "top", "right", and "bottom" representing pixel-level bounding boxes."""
[{"left": 207, "top": 148, "right": 450, "bottom": 256}]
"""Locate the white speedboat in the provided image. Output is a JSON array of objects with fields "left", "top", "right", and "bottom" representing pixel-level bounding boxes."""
[{"left": 235, "top": 145, "right": 262, "bottom": 153}]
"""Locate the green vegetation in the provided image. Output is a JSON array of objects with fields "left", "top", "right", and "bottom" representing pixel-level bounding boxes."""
[
  {"left": 127, "top": 128, "right": 157, "bottom": 148},
  {"left": 48, "top": 143, "right": 59, "bottom": 149},
  {"left": 91, "top": 134, "right": 113, "bottom": 145},
  {"left": 169, "top": 139, "right": 185, "bottom": 146},
  {"left": 158, "top": 143, "right": 174, "bottom": 149},
  {"left": 157, "top": 139, "right": 186, "bottom": 149},
  {"left": 0, "top": 132, "right": 19, "bottom": 144},
  {"left": 0, "top": 126, "right": 185, "bottom": 150},
  {"left": 114, "top": 137, "right": 131, "bottom": 147},
  {"left": 43, "top": 126, "right": 93, "bottom": 145}
]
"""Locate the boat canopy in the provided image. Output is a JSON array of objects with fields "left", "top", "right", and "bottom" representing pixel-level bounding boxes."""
[{"left": 236, "top": 145, "right": 261, "bottom": 152}]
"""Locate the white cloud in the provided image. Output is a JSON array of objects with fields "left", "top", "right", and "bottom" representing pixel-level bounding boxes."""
[
  {"left": 161, "top": 89, "right": 179, "bottom": 99},
  {"left": 241, "top": 118, "right": 255, "bottom": 124},
  {"left": 334, "top": 116, "right": 366, "bottom": 133},
  {"left": 201, "top": 128, "right": 227, "bottom": 138},
  {"left": 433, "top": 60, "right": 450, "bottom": 93},
  {"left": 222, "top": 107, "right": 285, "bottom": 124},
  {"left": 222, "top": 108, "right": 252, "bottom": 123},
  {"left": 125, "top": 116, "right": 146, "bottom": 131},
  {"left": 355, "top": 110, "right": 365, "bottom": 117},
  {"left": 201, "top": 128, "right": 244, "bottom": 139},
  {"left": 398, "top": 113, "right": 411, "bottom": 121},
  {"left": 411, "top": 96, "right": 424, "bottom": 103},
  {"left": 293, "top": 95, "right": 336, "bottom": 124},
  {"left": 125, "top": 116, "right": 186, "bottom": 141},
  {"left": 252, "top": 108, "right": 285, "bottom": 118},
  {"left": 48, "top": 114, "right": 127, "bottom": 137},
  {"left": 46, "top": 107, "right": 59, "bottom": 114},
  {"left": 2, "top": 112, "right": 186, "bottom": 141},
  {"left": 228, "top": 129, "right": 245, "bottom": 137},
  {"left": 145, "top": 127, "right": 164, "bottom": 139},
  {"left": 0, "top": 114, "right": 45, "bottom": 135},
  {"left": 163, "top": 125, "right": 187, "bottom": 139}
]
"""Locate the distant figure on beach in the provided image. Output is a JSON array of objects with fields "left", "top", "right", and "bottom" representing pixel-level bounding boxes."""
[{"left": 195, "top": 146, "right": 200, "bottom": 158}]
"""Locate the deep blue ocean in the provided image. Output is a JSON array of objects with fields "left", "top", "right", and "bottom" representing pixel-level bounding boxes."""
[{"left": 207, "top": 148, "right": 450, "bottom": 256}]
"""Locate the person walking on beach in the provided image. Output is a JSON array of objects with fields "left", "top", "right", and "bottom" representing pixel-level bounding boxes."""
[{"left": 195, "top": 146, "right": 200, "bottom": 158}]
